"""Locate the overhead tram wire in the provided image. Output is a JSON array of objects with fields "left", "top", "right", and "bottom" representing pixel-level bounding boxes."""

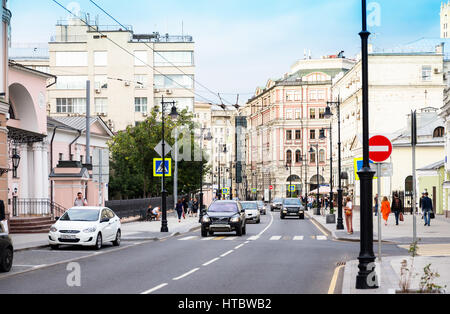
[
  {"left": 51, "top": 0, "right": 217, "bottom": 105},
  {"left": 89, "top": 0, "right": 236, "bottom": 106}
]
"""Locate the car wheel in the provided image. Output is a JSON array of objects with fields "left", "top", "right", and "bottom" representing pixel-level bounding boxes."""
[
  {"left": 0, "top": 247, "right": 13, "bottom": 272},
  {"left": 242, "top": 224, "right": 247, "bottom": 235},
  {"left": 94, "top": 233, "right": 103, "bottom": 250},
  {"left": 113, "top": 230, "right": 121, "bottom": 246},
  {"left": 300, "top": 214, "right": 305, "bottom": 220},
  {"left": 257, "top": 218, "right": 261, "bottom": 224},
  {"left": 280, "top": 215, "right": 285, "bottom": 219},
  {"left": 50, "top": 244, "right": 59, "bottom": 250},
  {"left": 236, "top": 225, "right": 243, "bottom": 236},
  {"left": 201, "top": 228, "right": 208, "bottom": 237},
  {"left": 209, "top": 231, "right": 215, "bottom": 236}
]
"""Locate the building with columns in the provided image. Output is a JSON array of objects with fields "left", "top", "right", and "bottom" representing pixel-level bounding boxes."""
[{"left": 244, "top": 54, "right": 355, "bottom": 200}]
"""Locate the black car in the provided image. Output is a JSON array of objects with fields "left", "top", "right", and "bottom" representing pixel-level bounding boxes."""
[
  {"left": 271, "top": 198, "right": 284, "bottom": 211},
  {"left": 0, "top": 222, "right": 13, "bottom": 272},
  {"left": 201, "top": 201, "right": 246, "bottom": 237},
  {"left": 280, "top": 198, "right": 305, "bottom": 219}
]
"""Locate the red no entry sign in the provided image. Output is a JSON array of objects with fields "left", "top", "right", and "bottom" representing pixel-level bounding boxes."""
[
  {"left": 269, "top": 185, "right": 274, "bottom": 190},
  {"left": 369, "top": 135, "right": 392, "bottom": 163}
]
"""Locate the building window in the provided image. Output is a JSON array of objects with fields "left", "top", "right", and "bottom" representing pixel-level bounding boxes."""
[
  {"left": 154, "top": 74, "right": 194, "bottom": 89},
  {"left": 154, "top": 51, "right": 194, "bottom": 66},
  {"left": 310, "top": 149, "right": 316, "bottom": 164},
  {"left": 286, "top": 150, "right": 292, "bottom": 164},
  {"left": 94, "top": 75, "right": 108, "bottom": 90},
  {"left": 286, "top": 109, "right": 293, "bottom": 120},
  {"left": 135, "top": 97, "right": 148, "bottom": 113},
  {"left": 135, "top": 75, "right": 148, "bottom": 89},
  {"left": 286, "top": 91, "right": 295, "bottom": 101},
  {"left": 80, "top": 155, "right": 84, "bottom": 164},
  {"left": 295, "top": 110, "right": 301, "bottom": 120},
  {"left": 94, "top": 51, "right": 108, "bottom": 66},
  {"left": 319, "top": 108, "right": 325, "bottom": 119},
  {"left": 55, "top": 76, "right": 87, "bottom": 90},
  {"left": 295, "top": 150, "right": 302, "bottom": 163},
  {"left": 56, "top": 98, "right": 86, "bottom": 114},
  {"left": 310, "top": 109, "right": 316, "bottom": 119},
  {"left": 286, "top": 130, "right": 292, "bottom": 141},
  {"left": 310, "top": 130, "right": 316, "bottom": 140},
  {"left": 319, "top": 149, "right": 325, "bottom": 163},
  {"left": 55, "top": 51, "right": 88, "bottom": 67},
  {"left": 433, "top": 127, "right": 445, "bottom": 138},
  {"left": 422, "top": 66, "right": 432, "bottom": 81},
  {"left": 95, "top": 98, "right": 108, "bottom": 114},
  {"left": 59, "top": 153, "right": 63, "bottom": 161},
  {"left": 134, "top": 51, "right": 148, "bottom": 66},
  {"left": 295, "top": 130, "right": 301, "bottom": 140}
]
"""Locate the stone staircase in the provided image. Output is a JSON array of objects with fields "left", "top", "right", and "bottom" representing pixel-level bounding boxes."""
[{"left": 9, "top": 216, "right": 56, "bottom": 234}]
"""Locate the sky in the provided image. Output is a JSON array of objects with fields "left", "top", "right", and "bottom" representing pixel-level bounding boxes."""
[{"left": 8, "top": 0, "right": 444, "bottom": 105}]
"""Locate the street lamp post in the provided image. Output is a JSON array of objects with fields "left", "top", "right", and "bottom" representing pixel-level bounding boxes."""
[
  {"left": 160, "top": 95, "right": 179, "bottom": 233},
  {"left": 356, "top": 0, "right": 378, "bottom": 289},
  {"left": 309, "top": 145, "right": 320, "bottom": 215},
  {"left": 286, "top": 162, "right": 292, "bottom": 198},
  {"left": 325, "top": 99, "right": 345, "bottom": 230}
]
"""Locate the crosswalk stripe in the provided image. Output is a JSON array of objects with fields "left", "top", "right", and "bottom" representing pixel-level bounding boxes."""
[
  {"left": 316, "top": 236, "right": 328, "bottom": 241},
  {"left": 270, "top": 236, "right": 282, "bottom": 241},
  {"left": 201, "top": 237, "right": 214, "bottom": 241},
  {"left": 282, "top": 236, "right": 290, "bottom": 241},
  {"left": 224, "top": 237, "right": 237, "bottom": 241},
  {"left": 179, "top": 236, "right": 197, "bottom": 241},
  {"left": 293, "top": 236, "right": 304, "bottom": 241},
  {"left": 248, "top": 236, "right": 260, "bottom": 241}
]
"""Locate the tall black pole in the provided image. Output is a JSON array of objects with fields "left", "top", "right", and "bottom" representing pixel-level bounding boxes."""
[
  {"left": 316, "top": 144, "right": 320, "bottom": 216},
  {"left": 337, "top": 99, "right": 344, "bottom": 230},
  {"left": 161, "top": 95, "right": 168, "bottom": 233},
  {"left": 304, "top": 155, "right": 308, "bottom": 208},
  {"left": 356, "top": 0, "right": 378, "bottom": 289},
  {"left": 289, "top": 164, "right": 292, "bottom": 198},
  {"left": 218, "top": 145, "right": 221, "bottom": 200},
  {"left": 199, "top": 129, "right": 204, "bottom": 222},
  {"left": 329, "top": 123, "right": 334, "bottom": 215}
]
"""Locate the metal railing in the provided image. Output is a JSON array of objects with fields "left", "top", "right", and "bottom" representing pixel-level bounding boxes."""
[
  {"left": 106, "top": 196, "right": 175, "bottom": 219},
  {"left": 50, "top": 35, "right": 88, "bottom": 43}
]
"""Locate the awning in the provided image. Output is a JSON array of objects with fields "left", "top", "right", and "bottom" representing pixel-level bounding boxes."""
[{"left": 8, "top": 126, "right": 45, "bottom": 144}]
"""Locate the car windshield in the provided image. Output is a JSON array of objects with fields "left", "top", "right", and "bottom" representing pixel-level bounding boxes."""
[
  {"left": 208, "top": 202, "right": 238, "bottom": 213},
  {"left": 257, "top": 201, "right": 264, "bottom": 206},
  {"left": 274, "top": 198, "right": 283, "bottom": 203},
  {"left": 284, "top": 199, "right": 302, "bottom": 206},
  {"left": 241, "top": 202, "right": 258, "bottom": 210},
  {"left": 60, "top": 209, "right": 100, "bottom": 222}
]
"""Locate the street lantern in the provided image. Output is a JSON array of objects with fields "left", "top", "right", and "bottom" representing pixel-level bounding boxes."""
[
  {"left": 169, "top": 105, "right": 179, "bottom": 120},
  {"left": 324, "top": 106, "right": 333, "bottom": 119},
  {"left": 12, "top": 153, "right": 21, "bottom": 171}
]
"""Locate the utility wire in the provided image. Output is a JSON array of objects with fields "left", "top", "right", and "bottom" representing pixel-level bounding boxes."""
[
  {"left": 52, "top": 0, "right": 217, "bottom": 105},
  {"left": 89, "top": 0, "right": 236, "bottom": 106}
]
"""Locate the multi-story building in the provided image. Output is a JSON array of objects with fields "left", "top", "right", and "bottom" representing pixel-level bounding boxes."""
[
  {"left": 442, "top": 1, "right": 450, "bottom": 39},
  {"left": 42, "top": 14, "right": 195, "bottom": 132},
  {"left": 332, "top": 47, "right": 446, "bottom": 207},
  {"left": 244, "top": 55, "right": 355, "bottom": 200}
]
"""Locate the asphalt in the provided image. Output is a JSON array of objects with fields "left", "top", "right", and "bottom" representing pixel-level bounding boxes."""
[{"left": 0, "top": 210, "right": 408, "bottom": 294}]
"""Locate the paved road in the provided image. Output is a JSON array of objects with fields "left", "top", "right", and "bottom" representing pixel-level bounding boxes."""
[{"left": 0, "top": 210, "right": 407, "bottom": 294}]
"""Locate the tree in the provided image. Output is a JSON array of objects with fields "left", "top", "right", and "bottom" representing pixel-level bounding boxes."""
[{"left": 108, "top": 107, "right": 210, "bottom": 200}]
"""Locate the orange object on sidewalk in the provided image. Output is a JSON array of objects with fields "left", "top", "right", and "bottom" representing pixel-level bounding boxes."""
[{"left": 381, "top": 200, "right": 391, "bottom": 222}]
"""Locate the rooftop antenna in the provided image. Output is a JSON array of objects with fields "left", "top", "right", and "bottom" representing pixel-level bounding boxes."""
[
  {"left": 304, "top": 48, "right": 307, "bottom": 60},
  {"left": 308, "top": 49, "right": 312, "bottom": 59},
  {"left": 218, "top": 93, "right": 226, "bottom": 110}
]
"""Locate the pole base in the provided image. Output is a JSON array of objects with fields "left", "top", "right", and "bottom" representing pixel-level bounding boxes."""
[
  {"left": 336, "top": 218, "right": 345, "bottom": 230},
  {"left": 161, "top": 225, "right": 169, "bottom": 233}
]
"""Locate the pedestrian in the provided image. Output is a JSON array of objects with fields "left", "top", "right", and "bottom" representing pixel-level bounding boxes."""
[
  {"left": 188, "top": 198, "right": 194, "bottom": 217},
  {"left": 422, "top": 192, "right": 434, "bottom": 227},
  {"left": 381, "top": 196, "right": 391, "bottom": 226},
  {"left": 344, "top": 196, "right": 354, "bottom": 234},
  {"left": 175, "top": 199, "right": 184, "bottom": 223},
  {"left": 152, "top": 206, "right": 161, "bottom": 221},
  {"left": 192, "top": 198, "right": 199, "bottom": 218},
  {"left": 419, "top": 192, "right": 426, "bottom": 215},
  {"left": 182, "top": 197, "right": 188, "bottom": 219},
  {"left": 391, "top": 193, "right": 403, "bottom": 226},
  {"left": 374, "top": 194, "right": 379, "bottom": 216},
  {"left": 74, "top": 192, "right": 88, "bottom": 207}
]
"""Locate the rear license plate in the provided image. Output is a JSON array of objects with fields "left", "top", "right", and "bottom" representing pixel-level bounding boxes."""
[{"left": 60, "top": 235, "right": 77, "bottom": 240}]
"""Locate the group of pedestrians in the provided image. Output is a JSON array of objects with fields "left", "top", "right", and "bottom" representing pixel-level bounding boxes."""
[
  {"left": 175, "top": 197, "right": 199, "bottom": 223},
  {"left": 374, "top": 192, "right": 434, "bottom": 227}
]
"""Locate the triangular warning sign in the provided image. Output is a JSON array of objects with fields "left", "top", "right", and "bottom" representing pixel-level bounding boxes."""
[{"left": 157, "top": 162, "right": 168, "bottom": 174}]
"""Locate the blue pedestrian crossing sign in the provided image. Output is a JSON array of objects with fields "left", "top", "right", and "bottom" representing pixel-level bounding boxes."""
[
  {"left": 153, "top": 158, "right": 172, "bottom": 177},
  {"left": 288, "top": 185, "right": 296, "bottom": 192},
  {"left": 222, "top": 188, "right": 230, "bottom": 195}
]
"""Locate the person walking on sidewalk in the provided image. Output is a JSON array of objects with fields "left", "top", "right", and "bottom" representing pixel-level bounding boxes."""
[
  {"left": 344, "top": 196, "right": 354, "bottom": 235},
  {"left": 374, "top": 194, "right": 379, "bottom": 216},
  {"left": 74, "top": 192, "right": 88, "bottom": 207},
  {"left": 182, "top": 197, "right": 188, "bottom": 219},
  {"left": 188, "top": 198, "right": 194, "bottom": 217},
  {"left": 176, "top": 199, "right": 184, "bottom": 223},
  {"left": 422, "top": 192, "right": 434, "bottom": 227},
  {"left": 381, "top": 196, "right": 391, "bottom": 226},
  {"left": 392, "top": 194, "right": 403, "bottom": 226}
]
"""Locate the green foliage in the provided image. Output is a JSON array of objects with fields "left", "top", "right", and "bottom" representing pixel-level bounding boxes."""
[
  {"left": 108, "top": 107, "right": 209, "bottom": 200},
  {"left": 419, "top": 264, "right": 446, "bottom": 294}
]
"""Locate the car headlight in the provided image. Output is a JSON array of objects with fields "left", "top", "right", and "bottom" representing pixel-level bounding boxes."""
[
  {"left": 230, "top": 216, "right": 240, "bottom": 223},
  {"left": 83, "top": 227, "right": 97, "bottom": 233},
  {"left": 202, "top": 216, "right": 210, "bottom": 223},
  {"left": 50, "top": 226, "right": 57, "bottom": 233}
]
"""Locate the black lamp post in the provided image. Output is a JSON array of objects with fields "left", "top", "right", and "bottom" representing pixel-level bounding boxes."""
[
  {"left": 309, "top": 145, "right": 320, "bottom": 215},
  {"left": 356, "top": 0, "right": 378, "bottom": 289},
  {"left": 325, "top": 100, "right": 345, "bottom": 230},
  {"left": 286, "top": 162, "right": 292, "bottom": 198},
  {"left": 160, "top": 95, "right": 178, "bottom": 233}
]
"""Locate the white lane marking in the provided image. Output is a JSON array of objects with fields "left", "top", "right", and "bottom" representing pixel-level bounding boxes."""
[
  {"left": 248, "top": 236, "right": 260, "bottom": 241},
  {"left": 141, "top": 283, "right": 168, "bottom": 294},
  {"left": 270, "top": 236, "right": 282, "bottom": 241},
  {"left": 201, "top": 237, "right": 214, "bottom": 241},
  {"left": 179, "top": 236, "right": 197, "bottom": 241},
  {"left": 173, "top": 268, "right": 200, "bottom": 281},
  {"left": 235, "top": 244, "right": 245, "bottom": 249},
  {"left": 224, "top": 237, "right": 237, "bottom": 241},
  {"left": 257, "top": 211, "right": 274, "bottom": 237},
  {"left": 293, "top": 236, "right": 304, "bottom": 241},
  {"left": 220, "top": 250, "right": 234, "bottom": 257},
  {"left": 316, "top": 235, "right": 328, "bottom": 241},
  {"left": 13, "top": 265, "right": 42, "bottom": 268},
  {"left": 245, "top": 241, "right": 250, "bottom": 244},
  {"left": 203, "top": 258, "right": 220, "bottom": 266}
]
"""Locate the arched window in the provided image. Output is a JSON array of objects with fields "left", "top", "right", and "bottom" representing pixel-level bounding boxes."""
[
  {"left": 286, "top": 150, "right": 292, "bottom": 164},
  {"left": 309, "top": 148, "right": 316, "bottom": 164},
  {"left": 433, "top": 127, "right": 445, "bottom": 138},
  {"left": 295, "top": 150, "right": 302, "bottom": 163},
  {"left": 319, "top": 149, "right": 325, "bottom": 163}
]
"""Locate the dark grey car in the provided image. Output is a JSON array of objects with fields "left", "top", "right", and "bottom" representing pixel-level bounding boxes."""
[
  {"left": 0, "top": 222, "right": 13, "bottom": 273},
  {"left": 280, "top": 198, "right": 305, "bottom": 219},
  {"left": 201, "top": 201, "right": 247, "bottom": 237}
]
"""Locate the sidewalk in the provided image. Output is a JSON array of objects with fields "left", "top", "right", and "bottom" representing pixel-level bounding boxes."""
[
  {"left": 308, "top": 210, "right": 450, "bottom": 244},
  {"left": 10, "top": 215, "right": 201, "bottom": 252},
  {"left": 342, "top": 256, "right": 450, "bottom": 294}
]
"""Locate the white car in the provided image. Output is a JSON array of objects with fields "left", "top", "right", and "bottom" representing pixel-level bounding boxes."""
[
  {"left": 240, "top": 201, "right": 261, "bottom": 224},
  {"left": 48, "top": 207, "right": 121, "bottom": 250}
]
